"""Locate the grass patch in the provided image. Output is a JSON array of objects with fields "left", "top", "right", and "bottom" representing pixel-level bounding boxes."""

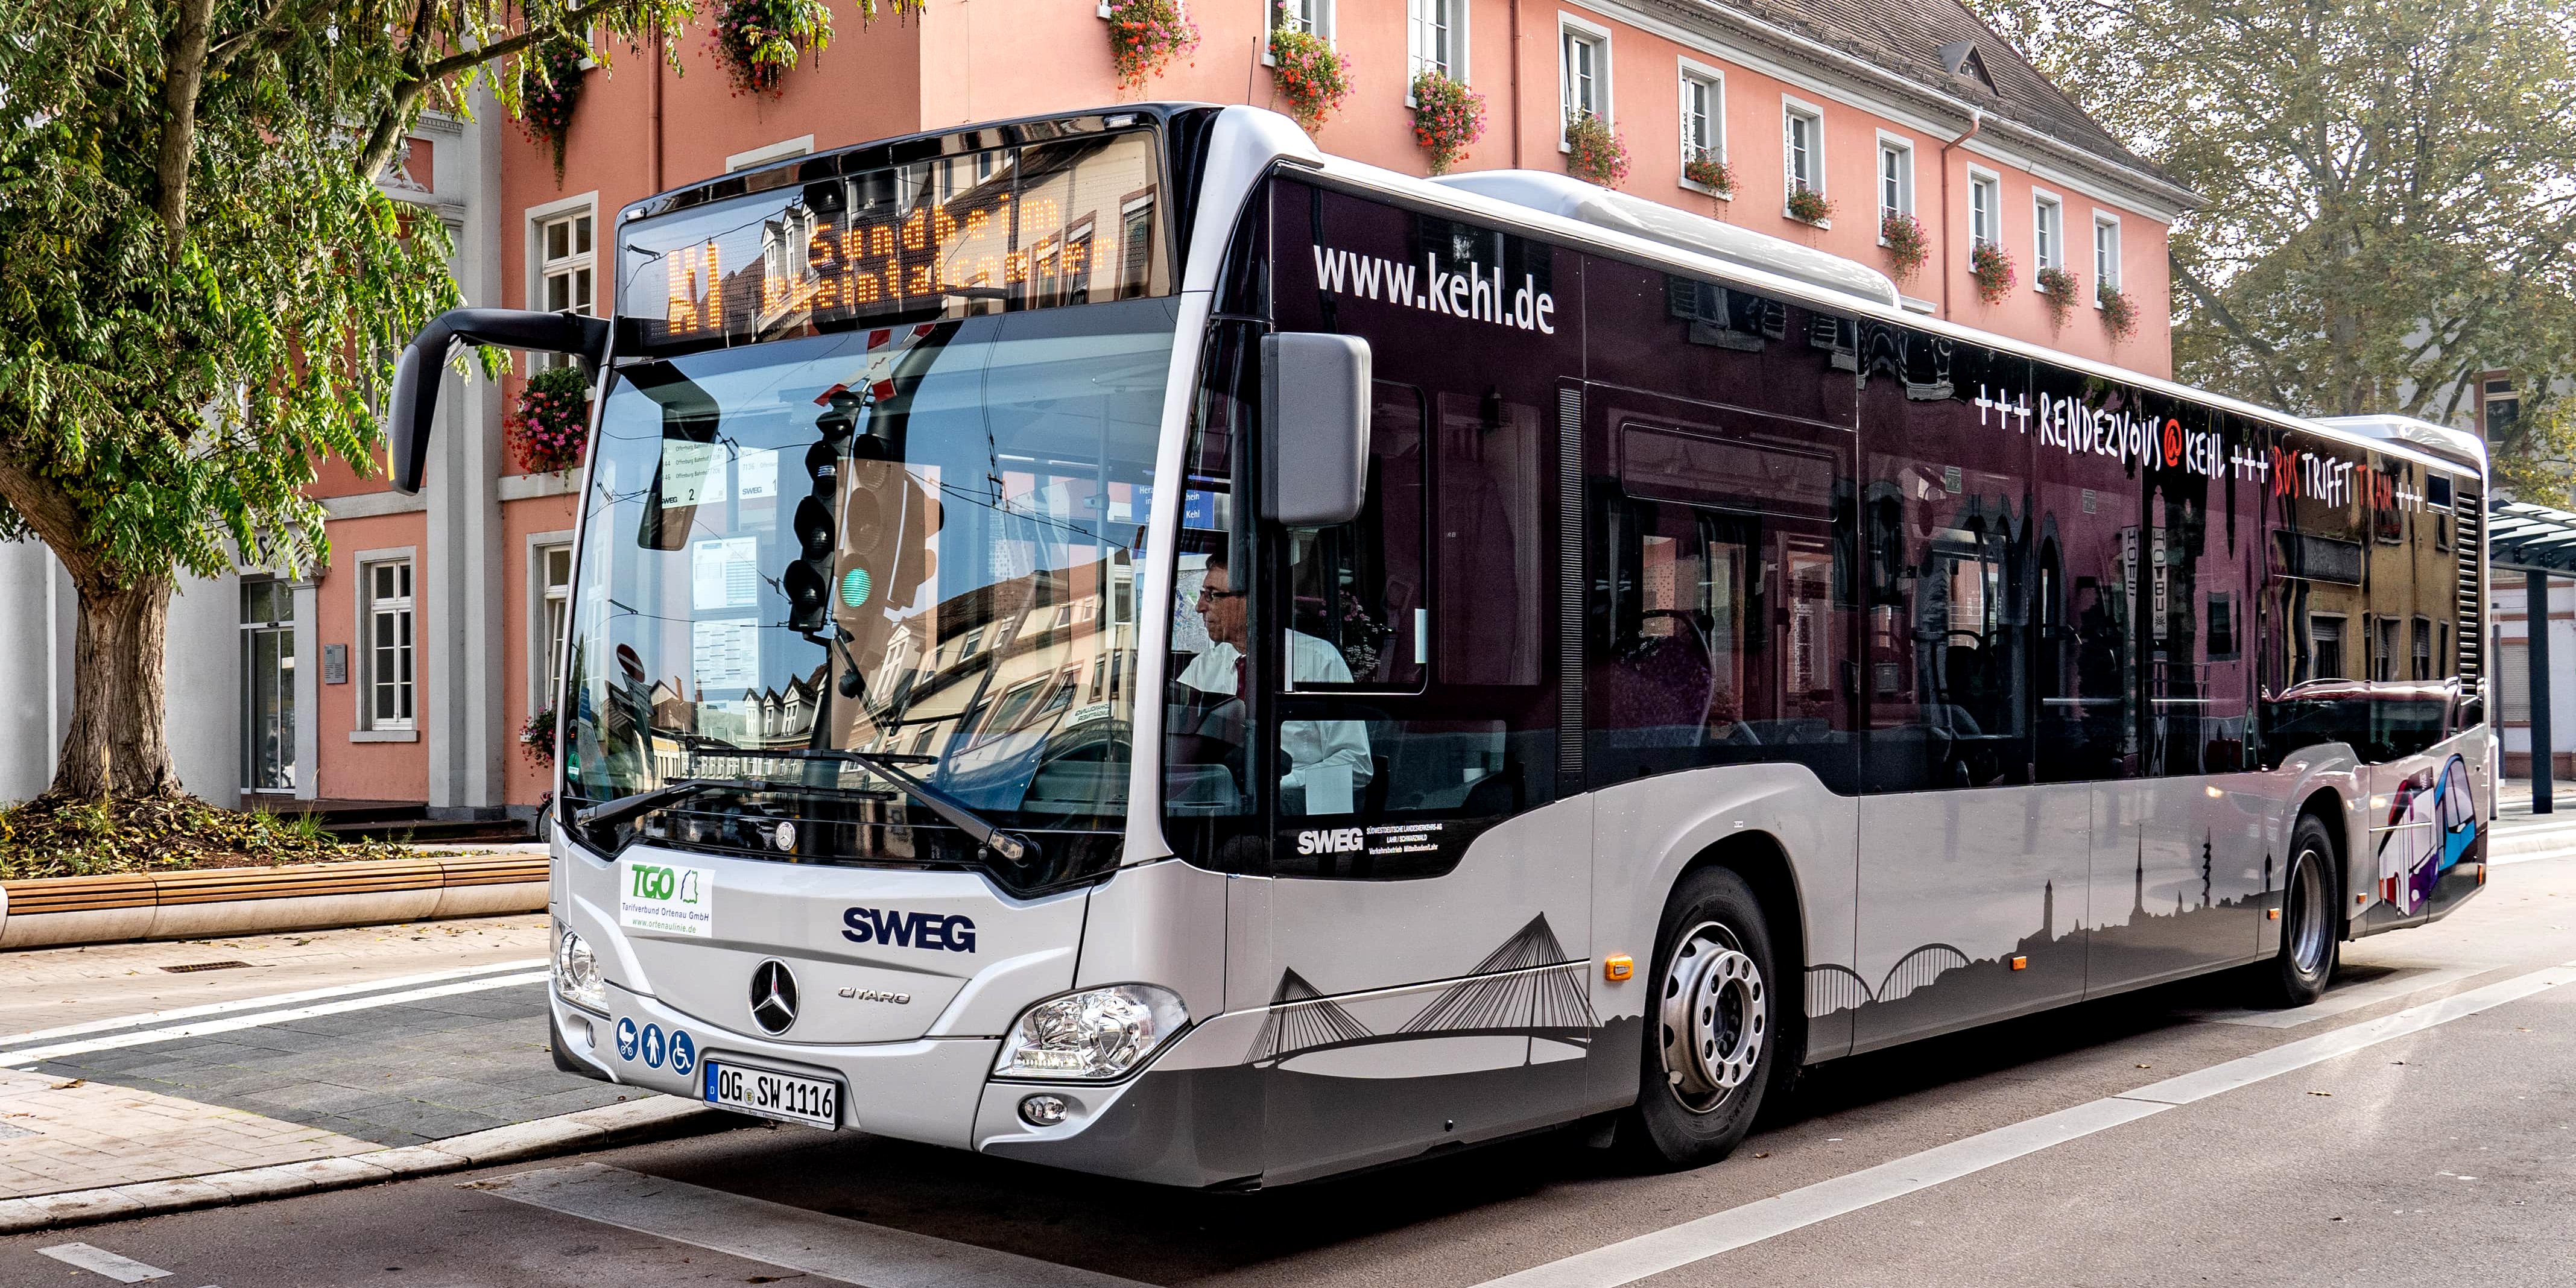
[{"left": 0, "top": 793, "right": 411, "bottom": 882}]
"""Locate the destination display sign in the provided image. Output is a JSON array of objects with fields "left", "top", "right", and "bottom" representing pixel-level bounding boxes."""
[{"left": 619, "top": 128, "right": 1168, "bottom": 352}]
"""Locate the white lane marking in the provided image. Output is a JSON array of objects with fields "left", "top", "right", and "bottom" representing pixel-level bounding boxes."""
[
  {"left": 1476, "top": 959, "right": 2576, "bottom": 1288},
  {"left": 36, "top": 1243, "right": 173, "bottom": 1281},
  {"left": 0, "top": 973, "right": 549, "bottom": 1067},
  {"left": 0, "top": 958, "right": 546, "bottom": 1046},
  {"left": 2189, "top": 967, "right": 2480, "bottom": 1028},
  {"left": 476, "top": 1163, "right": 1151, "bottom": 1288},
  {"left": 2488, "top": 847, "right": 2570, "bottom": 866}
]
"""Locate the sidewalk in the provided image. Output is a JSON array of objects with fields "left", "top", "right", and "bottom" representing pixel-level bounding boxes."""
[{"left": 0, "top": 916, "right": 713, "bottom": 1222}]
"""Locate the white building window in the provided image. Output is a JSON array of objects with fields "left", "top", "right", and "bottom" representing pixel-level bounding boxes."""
[
  {"left": 1410, "top": 0, "right": 1459, "bottom": 80},
  {"left": 532, "top": 207, "right": 593, "bottom": 371},
  {"left": 724, "top": 135, "right": 814, "bottom": 173},
  {"left": 1276, "top": 0, "right": 1329, "bottom": 37},
  {"left": 2093, "top": 213, "right": 2123, "bottom": 301},
  {"left": 1561, "top": 25, "right": 1607, "bottom": 128},
  {"left": 1878, "top": 137, "right": 1913, "bottom": 219},
  {"left": 1783, "top": 100, "right": 1824, "bottom": 195},
  {"left": 1118, "top": 195, "right": 1156, "bottom": 300},
  {"left": 1679, "top": 66, "right": 1723, "bottom": 166},
  {"left": 1969, "top": 171, "right": 2001, "bottom": 252},
  {"left": 364, "top": 560, "right": 416, "bottom": 730},
  {"left": 538, "top": 543, "right": 574, "bottom": 708},
  {"left": 2033, "top": 193, "right": 2063, "bottom": 271},
  {"left": 2485, "top": 375, "right": 2521, "bottom": 441}
]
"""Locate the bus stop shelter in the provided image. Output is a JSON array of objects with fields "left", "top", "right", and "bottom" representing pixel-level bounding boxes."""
[{"left": 2485, "top": 499, "right": 2576, "bottom": 813}]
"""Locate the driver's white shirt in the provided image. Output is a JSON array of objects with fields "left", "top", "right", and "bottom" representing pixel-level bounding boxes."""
[{"left": 1177, "top": 634, "right": 1374, "bottom": 807}]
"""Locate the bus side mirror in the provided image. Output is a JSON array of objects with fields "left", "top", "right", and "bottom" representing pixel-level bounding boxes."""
[
  {"left": 389, "top": 308, "right": 612, "bottom": 495},
  {"left": 1261, "top": 332, "right": 1371, "bottom": 528}
]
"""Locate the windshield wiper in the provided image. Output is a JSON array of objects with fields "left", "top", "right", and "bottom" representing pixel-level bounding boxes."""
[
  {"left": 571, "top": 777, "right": 811, "bottom": 836},
  {"left": 826, "top": 750, "right": 1039, "bottom": 865},
  {"left": 610, "top": 740, "right": 1037, "bottom": 865}
]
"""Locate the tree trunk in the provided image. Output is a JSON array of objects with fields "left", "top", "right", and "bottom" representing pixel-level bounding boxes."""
[
  {"left": 52, "top": 575, "right": 181, "bottom": 801},
  {"left": 0, "top": 447, "right": 184, "bottom": 803}
]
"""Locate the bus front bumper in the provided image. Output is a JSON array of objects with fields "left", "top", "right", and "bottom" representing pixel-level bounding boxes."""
[
  {"left": 548, "top": 987, "right": 1266, "bottom": 1187},
  {"left": 551, "top": 984, "right": 1001, "bottom": 1148}
]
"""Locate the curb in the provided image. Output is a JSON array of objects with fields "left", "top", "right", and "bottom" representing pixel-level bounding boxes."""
[
  {"left": 0, "top": 1096, "right": 725, "bottom": 1234},
  {"left": 0, "top": 856, "right": 549, "bottom": 950}
]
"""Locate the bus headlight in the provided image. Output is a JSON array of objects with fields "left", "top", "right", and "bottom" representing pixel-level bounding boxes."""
[
  {"left": 995, "top": 984, "right": 1188, "bottom": 1081},
  {"left": 555, "top": 929, "right": 607, "bottom": 1013}
]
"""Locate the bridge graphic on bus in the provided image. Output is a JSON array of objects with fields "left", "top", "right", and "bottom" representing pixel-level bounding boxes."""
[{"left": 1252, "top": 915, "right": 1600, "bottom": 1066}]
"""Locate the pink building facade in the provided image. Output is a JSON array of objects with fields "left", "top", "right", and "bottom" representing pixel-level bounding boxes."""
[{"left": 138, "top": 0, "right": 2186, "bottom": 829}]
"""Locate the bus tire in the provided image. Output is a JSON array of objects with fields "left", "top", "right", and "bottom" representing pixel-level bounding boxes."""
[
  {"left": 2252, "top": 814, "right": 2340, "bottom": 1007},
  {"left": 1622, "top": 866, "right": 1780, "bottom": 1169}
]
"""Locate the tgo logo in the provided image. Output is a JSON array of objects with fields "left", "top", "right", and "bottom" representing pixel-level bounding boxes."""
[
  {"left": 841, "top": 907, "right": 978, "bottom": 953},
  {"left": 1297, "top": 828, "right": 1367, "bottom": 856},
  {"left": 629, "top": 863, "right": 701, "bottom": 903}
]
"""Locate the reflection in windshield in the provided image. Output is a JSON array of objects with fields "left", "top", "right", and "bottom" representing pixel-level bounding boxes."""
[{"left": 566, "top": 299, "right": 1177, "bottom": 841}]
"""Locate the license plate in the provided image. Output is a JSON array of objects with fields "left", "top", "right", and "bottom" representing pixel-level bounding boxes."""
[{"left": 703, "top": 1061, "right": 840, "bottom": 1130}]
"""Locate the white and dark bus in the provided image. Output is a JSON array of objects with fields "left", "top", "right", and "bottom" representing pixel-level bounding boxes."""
[{"left": 390, "top": 104, "right": 2492, "bottom": 1185}]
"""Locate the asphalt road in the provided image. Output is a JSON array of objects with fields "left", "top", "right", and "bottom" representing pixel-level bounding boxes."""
[{"left": 7, "top": 851, "right": 2572, "bottom": 1288}]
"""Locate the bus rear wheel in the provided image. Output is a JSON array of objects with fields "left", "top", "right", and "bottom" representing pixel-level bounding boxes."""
[
  {"left": 1622, "top": 867, "right": 1780, "bottom": 1169},
  {"left": 2251, "top": 814, "right": 2340, "bottom": 1008}
]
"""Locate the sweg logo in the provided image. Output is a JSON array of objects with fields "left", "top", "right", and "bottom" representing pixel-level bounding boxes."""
[
  {"left": 1297, "top": 827, "right": 1367, "bottom": 855},
  {"left": 841, "top": 907, "right": 978, "bottom": 953},
  {"left": 1311, "top": 247, "right": 1557, "bottom": 333}
]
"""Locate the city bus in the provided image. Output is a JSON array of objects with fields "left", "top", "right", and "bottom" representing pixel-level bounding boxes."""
[{"left": 388, "top": 103, "right": 2492, "bottom": 1186}]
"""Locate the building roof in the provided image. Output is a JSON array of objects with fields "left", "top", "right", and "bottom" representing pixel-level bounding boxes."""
[{"left": 1663, "top": 0, "right": 2191, "bottom": 204}]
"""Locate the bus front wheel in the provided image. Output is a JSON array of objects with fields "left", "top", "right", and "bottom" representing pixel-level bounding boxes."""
[
  {"left": 2251, "top": 814, "right": 2341, "bottom": 1007},
  {"left": 1623, "top": 866, "right": 1780, "bottom": 1169}
]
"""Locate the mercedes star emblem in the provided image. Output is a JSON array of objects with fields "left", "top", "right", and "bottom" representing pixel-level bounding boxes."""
[
  {"left": 773, "top": 820, "right": 797, "bottom": 853},
  {"left": 748, "top": 959, "right": 799, "bottom": 1035}
]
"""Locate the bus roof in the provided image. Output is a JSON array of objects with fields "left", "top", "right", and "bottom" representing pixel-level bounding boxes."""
[{"left": 1291, "top": 134, "right": 2484, "bottom": 484}]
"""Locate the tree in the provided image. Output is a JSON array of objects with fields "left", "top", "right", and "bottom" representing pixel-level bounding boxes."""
[
  {"left": 0, "top": 0, "right": 686, "bottom": 804},
  {"left": 1967, "top": 0, "right": 2576, "bottom": 470}
]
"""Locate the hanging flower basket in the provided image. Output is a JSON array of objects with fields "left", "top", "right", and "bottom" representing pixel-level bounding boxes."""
[
  {"left": 1268, "top": 23, "right": 1351, "bottom": 133},
  {"left": 1409, "top": 71, "right": 1485, "bottom": 175},
  {"left": 1564, "top": 112, "right": 1628, "bottom": 188},
  {"left": 1879, "top": 212, "right": 1928, "bottom": 280},
  {"left": 1785, "top": 184, "right": 1834, "bottom": 226},
  {"left": 2099, "top": 282, "right": 2139, "bottom": 342},
  {"left": 517, "top": 38, "right": 587, "bottom": 182},
  {"left": 520, "top": 705, "right": 557, "bottom": 767},
  {"left": 508, "top": 365, "right": 592, "bottom": 475},
  {"left": 2036, "top": 265, "right": 2081, "bottom": 329},
  {"left": 1683, "top": 149, "right": 1735, "bottom": 198},
  {"left": 710, "top": 0, "right": 838, "bottom": 98},
  {"left": 1969, "top": 242, "right": 2017, "bottom": 306},
  {"left": 1107, "top": 0, "right": 1197, "bottom": 90}
]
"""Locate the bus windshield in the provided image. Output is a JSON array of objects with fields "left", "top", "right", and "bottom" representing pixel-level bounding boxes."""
[{"left": 564, "top": 298, "right": 1177, "bottom": 851}]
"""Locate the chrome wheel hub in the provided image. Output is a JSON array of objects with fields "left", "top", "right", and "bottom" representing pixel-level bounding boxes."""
[{"left": 1659, "top": 921, "right": 1766, "bottom": 1113}]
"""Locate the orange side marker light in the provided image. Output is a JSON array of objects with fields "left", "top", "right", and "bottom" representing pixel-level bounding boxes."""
[
  {"left": 2268, "top": 908, "right": 2282, "bottom": 921},
  {"left": 2009, "top": 956, "right": 2028, "bottom": 971},
  {"left": 1604, "top": 955, "right": 1634, "bottom": 982}
]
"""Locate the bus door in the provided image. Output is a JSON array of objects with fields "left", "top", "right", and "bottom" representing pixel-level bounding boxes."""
[
  {"left": 1586, "top": 382, "right": 1863, "bottom": 1054},
  {"left": 1849, "top": 335, "right": 2089, "bottom": 1051},
  {"left": 1243, "top": 377, "right": 1590, "bottom": 1182},
  {"left": 1240, "top": 179, "right": 1593, "bottom": 1182},
  {"left": 2084, "top": 396, "right": 2269, "bottom": 993}
]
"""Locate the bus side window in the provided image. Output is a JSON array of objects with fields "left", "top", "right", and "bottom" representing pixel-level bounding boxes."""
[
  {"left": 1853, "top": 326, "right": 2034, "bottom": 792},
  {"left": 1278, "top": 384, "right": 1430, "bottom": 694},
  {"left": 1271, "top": 385, "right": 1428, "bottom": 818},
  {"left": 1435, "top": 391, "right": 1543, "bottom": 686}
]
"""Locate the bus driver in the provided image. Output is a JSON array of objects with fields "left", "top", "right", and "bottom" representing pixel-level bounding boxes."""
[{"left": 1176, "top": 547, "right": 1373, "bottom": 814}]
